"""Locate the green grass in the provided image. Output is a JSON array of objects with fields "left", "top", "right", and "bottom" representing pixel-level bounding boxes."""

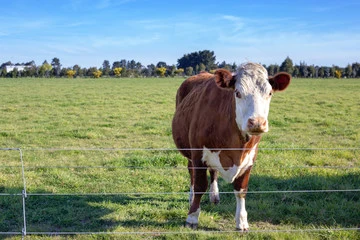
[{"left": 0, "top": 77, "right": 359, "bottom": 239}]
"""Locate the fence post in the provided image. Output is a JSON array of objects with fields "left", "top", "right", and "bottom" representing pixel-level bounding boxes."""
[{"left": 19, "top": 149, "right": 27, "bottom": 238}]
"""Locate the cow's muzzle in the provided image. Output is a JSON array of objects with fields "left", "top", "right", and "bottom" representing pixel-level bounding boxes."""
[{"left": 247, "top": 117, "right": 268, "bottom": 135}]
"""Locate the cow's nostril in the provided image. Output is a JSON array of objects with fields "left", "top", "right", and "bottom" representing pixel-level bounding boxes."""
[
  {"left": 262, "top": 120, "right": 267, "bottom": 127},
  {"left": 247, "top": 118, "right": 255, "bottom": 128}
]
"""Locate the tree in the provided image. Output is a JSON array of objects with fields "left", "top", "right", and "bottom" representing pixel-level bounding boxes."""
[
  {"left": 345, "top": 64, "right": 352, "bottom": 78},
  {"left": 218, "top": 61, "right": 234, "bottom": 71},
  {"left": 124, "top": 60, "right": 142, "bottom": 77},
  {"left": 267, "top": 65, "right": 275, "bottom": 76},
  {"left": 0, "top": 61, "right": 12, "bottom": 68},
  {"left": 66, "top": 69, "right": 76, "bottom": 78},
  {"left": 51, "top": 57, "right": 61, "bottom": 77},
  {"left": 318, "top": 67, "right": 325, "bottom": 78},
  {"left": 231, "top": 63, "right": 238, "bottom": 72},
  {"left": 168, "top": 65, "right": 177, "bottom": 77},
  {"left": 335, "top": 69, "right": 342, "bottom": 79},
  {"left": 113, "top": 67, "right": 123, "bottom": 77},
  {"left": 299, "top": 61, "right": 308, "bottom": 78},
  {"left": 73, "top": 65, "right": 82, "bottom": 77},
  {"left": 127, "top": 60, "right": 136, "bottom": 69},
  {"left": 292, "top": 65, "right": 300, "bottom": 77},
  {"left": 112, "top": 61, "right": 122, "bottom": 69},
  {"left": 308, "top": 65, "right": 315, "bottom": 78},
  {"left": 39, "top": 61, "right": 52, "bottom": 77},
  {"left": 351, "top": 62, "right": 360, "bottom": 78},
  {"left": 60, "top": 67, "right": 67, "bottom": 77},
  {"left": 119, "top": 59, "right": 127, "bottom": 68},
  {"left": 174, "top": 68, "right": 184, "bottom": 76},
  {"left": 267, "top": 64, "right": 279, "bottom": 76},
  {"left": 93, "top": 70, "right": 102, "bottom": 78},
  {"left": 185, "top": 66, "right": 193, "bottom": 76},
  {"left": 314, "top": 66, "right": 319, "bottom": 78},
  {"left": 155, "top": 67, "right": 167, "bottom": 77},
  {"left": 136, "top": 62, "right": 142, "bottom": 70},
  {"left": 199, "top": 63, "right": 206, "bottom": 72},
  {"left": 146, "top": 64, "right": 156, "bottom": 76},
  {"left": 24, "top": 65, "right": 37, "bottom": 77},
  {"left": 155, "top": 61, "right": 166, "bottom": 68},
  {"left": 331, "top": 66, "right": 340, "bottom": 78},
  {"left": 102, "top": 60, "right": 111, "bottom": 76},
  {"left": 11, "top": 68, "right": 19, "bottom": 78},
  {"left": 280, "top": 56, "right": 294, "bottom": 75},
  {"left": 141, "top": 68, "right": 152, "bottom": 77},
  {"left": 120, "top": 67, "right": 129, "bottom": 77},
  {"left": 177, "top": 50, "right": 216, "bottom": 71},
  {"left": 324, "top": 67, "right": 330, "bottom": 78},
  {"left": 25, "top": 60, "right": 36, "bottom": 67}
]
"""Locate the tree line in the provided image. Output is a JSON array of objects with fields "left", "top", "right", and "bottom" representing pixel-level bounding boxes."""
[{"left": 1, "top": 50, "right": 359, "bottom": 78}]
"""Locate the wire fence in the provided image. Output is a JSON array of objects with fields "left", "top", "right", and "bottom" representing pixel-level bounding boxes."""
[{"left": 0, "top": 147, "right": 359, "bottom": 238}]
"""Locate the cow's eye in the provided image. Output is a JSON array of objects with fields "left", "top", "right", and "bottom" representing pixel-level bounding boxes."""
[
  {"left": 235, "top": 89, "right": 241, "bottom": 98},
  {"left": 269, "top": 91, "right": 273, "bottom": 97}
]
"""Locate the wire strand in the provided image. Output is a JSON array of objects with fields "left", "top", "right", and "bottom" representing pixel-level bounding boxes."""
[
  {"left": 19, "top": 147, "right": 360, "bottom": 151},
  {"left": 4, "top": 227, "right": 358, "bottom": 235},
  {"left": 0, "top": 189, "right": 353, "bottom": 197}
]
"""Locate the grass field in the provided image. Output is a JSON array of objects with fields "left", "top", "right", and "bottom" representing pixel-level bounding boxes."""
[{"left": 0, "top": 77, "right": 359, "bottom": 239}]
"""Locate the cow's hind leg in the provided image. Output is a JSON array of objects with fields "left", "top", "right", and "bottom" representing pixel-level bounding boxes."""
[
  {"left": 209, "top": 169, "right": 220, "bottom": 204},
  {"left": 188, "top": 159, "right": 194, "bottom": 205},
  {"left": 186, "top": 155, "right": 208, "bottom": 229}
]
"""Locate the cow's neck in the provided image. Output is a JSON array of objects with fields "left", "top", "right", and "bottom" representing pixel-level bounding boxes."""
[{"left": 243, "top": 132, "right": 261, "bottom": 144}]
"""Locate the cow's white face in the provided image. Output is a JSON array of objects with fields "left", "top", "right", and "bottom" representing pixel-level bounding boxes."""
[
  {"left": 214, "top": 62, "right": 291, "bottom": 139},
  {"left": 233, "top": 63, "right": 272, "bottom": 136}
]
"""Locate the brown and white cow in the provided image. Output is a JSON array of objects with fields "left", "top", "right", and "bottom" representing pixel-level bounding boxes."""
[{"left": 172, "top": 62, "right": 290, "bottom": 231}]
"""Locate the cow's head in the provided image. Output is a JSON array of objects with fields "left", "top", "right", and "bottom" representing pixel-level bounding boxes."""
[{"left": 215, "top": 62, "right": 290, "bottom": 137}]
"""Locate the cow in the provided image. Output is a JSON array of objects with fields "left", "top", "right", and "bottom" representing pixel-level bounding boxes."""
[{"left": 172, "top": 62, "right": 290, "bottom": 231}]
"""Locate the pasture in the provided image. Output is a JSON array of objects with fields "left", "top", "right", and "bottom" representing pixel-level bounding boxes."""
[{"left": 0, "top": 76, "right": 359, "bottom": 239}]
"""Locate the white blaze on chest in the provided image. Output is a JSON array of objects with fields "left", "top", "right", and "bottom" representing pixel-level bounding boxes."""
[{"left": 202, "top": 144, "right": 257, "bottom": 183}]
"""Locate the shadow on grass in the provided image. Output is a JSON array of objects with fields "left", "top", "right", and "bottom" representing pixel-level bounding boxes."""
[
  {"left": 27, "top": 194, "right": 188, "bottom": 232},
  {"left": 0, "top": 172, "right": 358, "bottom": 237},
  {"left": 208, "top": 172, "right": 359, "bottom": 228},
  {"left": 0, "top": 188, "right": 121, "bottom": 237},
  {"left": 0, "top": 188, "right": 188, "bottom": 238},
  {"left": 0, "top": 188, "right": 24, "bottom": 236}
]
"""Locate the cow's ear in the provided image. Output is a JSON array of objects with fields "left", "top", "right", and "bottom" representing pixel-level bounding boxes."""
[
  {"left": 269, "top": 72, "right": 291, "bottom": 91},
  {"left": 214, "top": 69, "right": 236, "bottom": 89}
]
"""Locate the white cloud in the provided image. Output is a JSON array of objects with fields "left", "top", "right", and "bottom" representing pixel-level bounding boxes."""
[{"left": 222, "top": 15, "right": 246, "bottom": 32}]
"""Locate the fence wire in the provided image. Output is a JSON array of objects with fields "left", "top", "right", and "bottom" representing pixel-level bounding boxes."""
[
  {"left": 0, "top": 147, "right": 359, "bottom": 238},
  {"left": 1, "top": 228, "right": 359, "bottom": 236}
]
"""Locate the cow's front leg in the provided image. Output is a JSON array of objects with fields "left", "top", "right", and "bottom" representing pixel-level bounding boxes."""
[
  {"left": 186, "top": 160, "right": 208, "bottom": 229},
  {"left": 233, "top": 167, "right": 252, "bottom": 232},
  {"left": 234, "top": 189, "right": 249, "bottom": 231},
  {"left": 209, "top": 169, "right": 220, "bottom": 204}
]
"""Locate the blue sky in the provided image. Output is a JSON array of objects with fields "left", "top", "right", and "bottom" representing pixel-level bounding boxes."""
[{"left": 1, "top": 0, "right": 359, "bottom": 68}]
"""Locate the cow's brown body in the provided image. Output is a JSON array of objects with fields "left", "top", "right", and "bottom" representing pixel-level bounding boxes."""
[
  {"left": 173, "top": 71, "right": 260, "bottom": 177},
  {"left": 172, "top": 63, "right": 290, "bottom": 230}
]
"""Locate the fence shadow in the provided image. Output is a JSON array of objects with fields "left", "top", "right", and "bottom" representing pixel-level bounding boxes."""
[
  {"left": 0, "top": 187, "right": 122, "bottom": 237},
  {"left": 0, "top": 171, "right": 358, "bottom": 237},
  {"left": 207, "top": 172, "right": 359, "bottom": 228},
  {"left": 0, "top": 187, "right": 24, "bottom": 236},
  {"left": 24, "top": 193, "right": 187, "bottom": 233},
  {"left": 0, "top": 187, "right": 189, "bottom": 238}
]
